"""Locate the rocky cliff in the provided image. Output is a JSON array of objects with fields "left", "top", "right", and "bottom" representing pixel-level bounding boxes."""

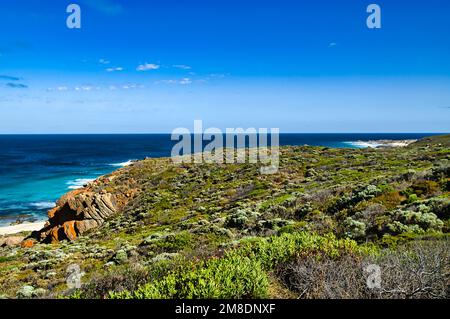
[
  {"left": 36, "top": 190, "right": 119, "bottom": 242},
  {"left": 31, "top": 168, "right": 141, "bottom": 243}
]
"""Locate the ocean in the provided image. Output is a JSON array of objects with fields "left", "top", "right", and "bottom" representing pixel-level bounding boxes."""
[{"left": 0, "top": 133, "right": 439, "bottom": 226}]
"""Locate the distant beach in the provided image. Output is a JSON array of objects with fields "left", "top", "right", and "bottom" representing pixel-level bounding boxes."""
[{"left": 0, "top": 221, "right": 46, "bottom": 236}]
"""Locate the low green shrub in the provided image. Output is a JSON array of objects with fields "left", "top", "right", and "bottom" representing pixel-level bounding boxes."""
[
  {"left": 141, "top": 231, "right": 193, "bottom": 253},
  {"left": 229, "top": 232, "right": 376, "bottom": 270},
  {"left": 406, "top": 194, "right": 419, "bottom": 204},
  {"left": 343, "top": 217, "right": 367, "bottom": 240},
  {"left": 109, "top": 232, "right": 377, "bottom": 299},
  {"left": 388, "top": 210, "right": 444, "bottom": 234},
  {"left": 225, "top": 210, "right": 250, "bottom": 229},
  {"left": 110, "top": 255, "right": 268, "bottom": 299}
]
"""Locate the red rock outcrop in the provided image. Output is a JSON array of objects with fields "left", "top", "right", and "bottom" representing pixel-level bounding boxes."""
[
  {"left": 21, "top": 239, "right": 35, "bottom": 248},
  {"left": 35, "top": 189, "right": 120, "bottom": 243},
  {"left": 28, "top": 164, "right": 141, "bottom": 243}
]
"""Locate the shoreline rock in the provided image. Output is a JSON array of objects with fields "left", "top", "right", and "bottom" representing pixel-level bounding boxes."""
[
  {"left": 30, "top": 167, "right": 140, "bottom": 243},
  {"left": 34, "top": 190, "right": 120, "bottom": 243},
  {"left": 0, "top": 236, "right": 25, "bottom": 247}
]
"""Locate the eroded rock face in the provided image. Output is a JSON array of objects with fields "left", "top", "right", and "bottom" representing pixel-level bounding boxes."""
[{"left": 35, "top": 190, "right": 119, "bottom": 243}]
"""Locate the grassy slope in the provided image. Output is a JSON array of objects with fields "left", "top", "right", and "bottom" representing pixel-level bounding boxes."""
[{"left": 0, "top": 135, "right": 449, "bottom": 299}]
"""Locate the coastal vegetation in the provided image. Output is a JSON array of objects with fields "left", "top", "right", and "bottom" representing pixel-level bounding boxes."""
[{"left": 0, "top": 135, "right": 449, "bottom": 299}]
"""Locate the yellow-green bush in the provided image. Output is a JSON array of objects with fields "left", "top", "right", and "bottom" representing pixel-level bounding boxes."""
[
  {"left": 110, "top": 255, "right": 268, "bottom": 299},
  {"left": 109, "top": 232, "right": 376, "bottom": 299}
]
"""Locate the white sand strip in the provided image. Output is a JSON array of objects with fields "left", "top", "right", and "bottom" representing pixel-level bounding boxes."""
[{"left": 0, "top": 222, "right": 46, "bottom": 236}]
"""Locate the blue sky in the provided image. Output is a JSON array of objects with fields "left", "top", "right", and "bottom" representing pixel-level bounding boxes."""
[{"left": 0, "top": 0, "right": 449, "bottom": 133}]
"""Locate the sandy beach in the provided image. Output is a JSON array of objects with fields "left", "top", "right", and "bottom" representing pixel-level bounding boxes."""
[{"left": 0, "top": 222, "right": 46, "bottom": 236}]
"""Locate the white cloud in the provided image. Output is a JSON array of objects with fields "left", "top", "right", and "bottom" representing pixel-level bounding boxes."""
[
  {"left": 122, "top": 83, "right": 139, "bottom": 89},
  {"left": 156, "top": 78, "right": 192, "bottom": 85},
  {"left": 173, "top": 64, "right": 192, "bottom": 70},
  {"left": 75, "top": 86, "right": 100, "bottom": 91},
  {"left": 99, "top": 58, "right": 110, "bottom": 64},
  {"left": 106, "top": 67, "right": 124, "bottom": 72},
  {"left": 45, "top": 83, "right": 145, "bottom": 93},
  {"left": 157, "top": 80, "right": 176, "bottom": 84},
  {"left": 136, "top": 63, "right": 160, "bottom": 71},
  {"left": 329, "top": 42, "right": 337, "bottom": 47},
  {"left": 179, "top": 78, "right": 192, "bottom": 85}
]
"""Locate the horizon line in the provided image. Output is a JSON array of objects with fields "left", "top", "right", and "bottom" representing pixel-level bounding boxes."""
[{"left": 0, "top": 132, "right": 447, "bottom": 136}]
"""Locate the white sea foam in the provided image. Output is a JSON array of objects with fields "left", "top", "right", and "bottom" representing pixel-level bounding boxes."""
[
  {"left": 109, "top": 160, "right": 135, "bottom": 167},
  {"left": 66, "top": 178, "right": 95, "bottom": 190},
  {"left": 29, "top": 201, "right": 56, "bottom": 210},
  {"left": 344, "top": 140, "right": 417, "bottom": 149},
  {"left": 343, "top": 141, "right": 383, "bottom": 149}
]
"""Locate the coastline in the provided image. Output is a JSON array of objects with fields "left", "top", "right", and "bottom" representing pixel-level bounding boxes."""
[
  {"left": 0, "top": 134, "right": 448, "bottom": 299},
  {"left": 0, "top": 221, "right": 46, "bottom": 236},
  {"left": 0, "top": 134, "right": 438, "bottom": 230}
]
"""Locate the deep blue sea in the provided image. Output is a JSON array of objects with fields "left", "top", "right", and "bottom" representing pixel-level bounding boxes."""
[{"left": 0, "top": 133, "right": 440, "bottom": 226}]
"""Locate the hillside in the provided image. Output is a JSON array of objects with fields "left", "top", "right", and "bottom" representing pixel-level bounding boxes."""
[{"left": 0, "top": 135, "right": 449, "bottom": 299}]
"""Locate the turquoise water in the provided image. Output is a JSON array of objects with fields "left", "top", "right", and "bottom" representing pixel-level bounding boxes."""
[{"left": 0, "top": 133, "right": 439, "bottom": 226}]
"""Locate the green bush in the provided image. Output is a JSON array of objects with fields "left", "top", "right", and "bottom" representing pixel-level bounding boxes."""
[
  {"left": 257, "top": 218, "right": 293, "bottom": 230},
  {"left": 331, "top": 185, "right": 382, "bottom": 214},
  {"left": 386, "top": 221, "right": 423, "bottom": 235},
  {"left": 385, "top": 210, "right": 444, "bottom": 235},
  {"left": 225, "top": 209, "right": 251, "bottom": 229},
  {"left": 343, "top": 217, "right": 367, "bottom": 240},
  {"left": 230, "top": 232, "right": 374, "bottom": 269},
  {"left": 109, "top": 232, "right": 376, "bottom": 299},
  {"left": 400, "top": 211, "right": 443, "bottom": 231},
  {"left": 110, "top": 255, "right": 268, "bottom": 299},
  {"left": 142, "top": 231, "right": 193, "bottom": 253},
  {"left": 406, "top": 194, "right": 419, "bottom": 204}
]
